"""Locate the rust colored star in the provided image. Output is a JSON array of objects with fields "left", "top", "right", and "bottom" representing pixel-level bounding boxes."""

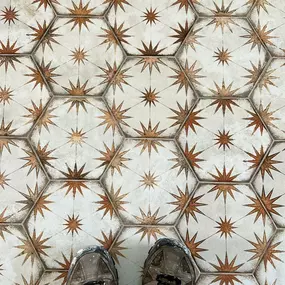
[
  {"left": 184, "top": 143, "right": 204, "bottom": 169},
  {"left": 244, "top": 62, "right": 263, "bottom": 86},
  {"left": 244, "top": 109, "right": 266, "bottom": 135},
  {"left": 184, "top": 60, "right": 205, "bottom": 86},
  {"left": 184, "top": 28, "right": 203, "bottom": 51},
  {"left": 25, "top": 66, "right": 45, "bottom": 90},
  {"left": 67, "top": 0, "right": 95, "bottom": 32},
  {"left": 214, "top": 47, "right": 232, "bottom": 66},
  {"left": 0, "top": 171, "right": 9, "bottom": 189},
  {"left": 0, "top": 138, "right": 17, "bottom": 154},
  {"left": 244, "top": 146, "right": 265, "bottom": 170},
  {"left": 40, "top": 26, "right": 60, "bottom": 51},
  {"left": 140, "top": 87, "right": 160, "bottom": 106},
  {"left": 96, "top": 142, "right": 116, "bottom": 169},
  {"left": 96, "top": 184, "right": 128, "bottom": 218},
  {"left": 172, "top": 0, "right": 190, "bottom": 12},
  {"left": 184, "top": 231, "right": 207, "bottom": 260},
  {"left": 169, "top": 185, "right": 190, "bottom": 214},
  {"left": 64, "top": 214, "right": 82, "bottom": 235},
  {"left": 168, "top": 101, "right": 190, "bottom": 128},
  {"left": 246, "top": 232, "right": 268, "bottom": 261},
  {"left": 68, "top": 128, "right": 87, "bottom": 147},
  {"left": 215, "top": 130, "right": 234, "bottom": 150},
  {"left": 135, "top": 208, "right": 166, "bottom": 243},
  {"left": 208, "top": 184, "right": 240, "bottom": 201},
  {"left": 171, "top": 21, "right": 190, "bottom": 44},
  {"left": 65, "top": 97, "right": 91, "bottom": 114},
  {"left": 262, "top": 239, "right": 284, "bottom": 270},
  {"left": 71, "top": 47, "right": 88, "bottom": 65},
  {"left": 32, "top": 0, "right": 58, "bottom": 10},
  {"left": 209, "top": 81, "right": 238, "bottom": 97},
  {"left": 138, "top": 41, "right": 165, "bottom": 56},
  {"left": 110, "top": 148, "right": 130, "bottom": 175},
  {"left": 0, "top": 208, "right": 12, "bottom": 241},
  {"left": 184, "top": 109, "right": 204, "bottom": 135},
  {"left": 1, "top": 6, "right": 19, "bottom": 25},
  {"left": 136, "top": 56, "right": 164, "bottom": 73},
  {"left": 0, "top": 86, "right": 13, "bottom": 105},
  {"left": 260, "top": 151, "right": 282, "bottom": 179},
  {"left": 61, "top": 163, "right": 90, "bottom": 180},
  {"left": 168, "top": 150, "right": 190, "bottom": 177},
  {"left": 184, "top": 194, "right": 207, "bottom": 223},
  {"left": 140, "top": 171, "right": 158, "bottom": 190},
  {"left": 216, "top": 217, "right": 237, "bottom": 238},
  {"left": 104, "top": 0, "right": 130, "bottom": 12},
  {"left": 64, "top": 79, "right": 94, "bottom": 96},
  {"left": 37, "top": 107, "right": 57, "bottom": 133},
  {"left": 110, "top": 100, "right": 131, "bottom": 127},
  {"left": 21, "top": 149, "right": 41, "bottom": 176},
  {"left": 245, "top": 194, "right": 267, "bottom": 225},
  {"left": 0, "top": 39, "right": 21, "bottom": 54},
  {"left": 210, "top": 97, "right": 239, "bottom": 115},
  {"left": 169, "top": 67, "right": 191, "bottom": 93},
  {"left": 260, "top": 187, "right": 284, "bottom": 217},
  {"left": 143, "top": 7, "right": 160, "bottom": 25},
  {"left": 29, "top": 21, "right": 48, "bottom": 43},
  {"left": 55, "top": 252, "right": 73, "bottom": 284},
  {"left": 210, "top": 166, "right": 239, "bottom": 182},
  {"left": 39, "top": 60, "right": 60, "bottom": 84}
]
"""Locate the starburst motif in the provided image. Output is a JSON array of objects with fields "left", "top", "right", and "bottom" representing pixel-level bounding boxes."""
[
  {"left": 36, "top": 107, "right": 57, "bottom": 133},
  {"left": 143, "top": 7, "right": 160, "bottom": 25},
  {"left": 184, "top": 28, "right": 203, "bottom": 51},
  {"left": 140, "top": 87, "right": 160, "bottom": 106},
  {"left": 54, "top": 252, "right": 73, "bottom": 284},
  {"left": 40, "top": 25, "right": 60, "bottom": 51},
  {"left": 25, "top": 66, "right": 45, "bottom": 90},
  {"left": 169, "top": 66, "right": 191, "bottom": 93},
  {"left": 98, "top": 62, "right": 130, "bottom": 92},
  {"left": 110, "top": 100, "right": 131, "bottom": 127},
  {"left": 96, "top": 231, "right": 127, "bottom": 264},
  {"left": 134, "top": 121, "right": 165, "bottom": 156},
  {"left": 96, "top": 185, "right": 128, "bottom": 218},
  {"left": 208, "top": 184, "right": 240, "bottom": 202},
  {"left": 28, "top": 21, "right": 48, "bottom": 43},
  {"left": 138, "top": 41, "right": 165, "bottom": 56},
  {"left": 246, "top": 232, "right": 268, "bottom": 261},
  {"left": 109, "top": 148, "right": 130, "bottom": 175},
  {"left": 0, "top": 138, "right": 17, "bottom": 154},
  {"left": 210, "top": 166, "right": 239, "bottom": 182},
  {"left": 262, "top": 239, "right": 283, "bottom": 270},
  {"left": 60, "top": 163, "right": 90, "bottom": 179},
  {"left": 171, "top": 21, "right": 190, "bottom": 44},
  {"left": 136, "top": 57, "right": 164, "bottom": 73},
  {"left": 184, "top": 194, "right": 207, "bottom": 223},
  {"left": 257, "top": 103, "right": 279, "bottom": 130},
  {"left": 244, "top": 62, "right": 263, "bottom": 86},
  {"left": 71, "top": 47, "right": 88, "bottom": 65},
  {"left": 65, "top": 97, "right": 91, "bottom": 114},
  {"left": 169, "top": 150, "right": 190, "bottom": 177},
  {"left": 135, "top": 208, "right": 166, "bottom": 243},
  {"left": 168, "top": 101, "right": 190, "bottom": 128},
  {"left": 184, "top": 143, "right": 204, "bottom": 169},
  {"left": 215, "top": 130, "right": 234, "bottom": 150},
  {"left": 245, "top": 194, "right": 267, "bottom": 224},
  {"left": 244, "top": 109, "right": 266, "bottom": 134},
  {"left": 0, "top": 39, "right": 21, "bottom": 54},
  {"left": 259, "top": 69, "right": 278, "bottom": 91},
  {"left": 64, "top": 214, "right": 82, "bottom": 235},
  {"left": 260, "top": 151, "right": 282, "bottom": 179},
  {"left": 1, "top": 6, "right": 19, "bottom": 25},
  {"left": 16, "top": 230, "right": 50, "bottom": 263},
  {"left": 0, "top": 119, "right": 15, "bottom": 136},
  {"left": 216, "top": 217, "right": 236, "bottom": 238},
  {"left": 184, "top": 60, "right": 205, "bottom": 86},
  {"left": 62, "top": 180, "right": 89, "bottom": 198},
  {"left": 32, "top": 0, "right": 57, "bottom": 10},
  {"left": 140, "top": 171, "right": 158, "bottom": 190},
  {"left": 214, "top": 47, "right": 232, "bottom": 66},
  {"left": 67, "top": 128, "right": 87, "bottom": 147},
  {"left": 169, "top": 186, "right": 190, "bottom": 214},
  {"left": 209, "top": 81, "right": 238, "bottom": 97},
  {"left": 172, "top": 0, "right": 190, "bottom": 12},
  {"left": 0, "top": 86, "right": 13, "bottom": 105},
  {"left": 16, "top": 274, "right": 42, "bottom": 285},
  {"left": 244, "top": 146, "right": 265, "bottom": 170},
  {"left": 64, "top": 79, "right": 93, "bottom": 96},
  {"left": 21, "top": 149, "right": 41, "bottom": 176},
  {"left": 260, "top": 187, "right": 284, "bottom": 217},
  {"left": 96, "top": 142, "right": 116, "bottom": 170},
  {"left": 0, "top": 208, "right": 12, "bottom": 240},
  {"left": 105, "top": 0, "right": 130, "bottom": 12},
  {"left": 184, "top": 231, "right": 207, "bottom": 260},
  {"left": 38, "top": 60, "right": 59, "bottom": 84},
  {"left": 67, "top": 0, "right": 95, "bottom": 31},
  {"left": 185, "top": 109, "right": 204, "bottom": 134},
  {"left": 18, "top": 184, "right": 53, "bottom": 219}
]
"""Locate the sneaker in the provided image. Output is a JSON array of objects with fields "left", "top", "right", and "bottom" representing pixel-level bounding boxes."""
[
  {"left": 142, "top": 238, "right": 195, "bottom": 285},
  {"left": 66, "top": 246, "right": 118, "bottom": 285}
]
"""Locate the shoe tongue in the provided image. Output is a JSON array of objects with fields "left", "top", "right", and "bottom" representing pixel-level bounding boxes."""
[{"left": 157, "top": 274, "right": 181, "bottom": 285}]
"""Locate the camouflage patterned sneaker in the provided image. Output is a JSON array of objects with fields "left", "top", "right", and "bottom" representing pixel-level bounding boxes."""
[
  {"left": 66, "top": 246, "right": 118, "bottom": 285},
  {"left": 142, "top": 238, "right": 196, "bottom": 285}
]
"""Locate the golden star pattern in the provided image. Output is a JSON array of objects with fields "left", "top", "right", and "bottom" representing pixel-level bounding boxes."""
[{"left": 1, "top": 0, "right": 285, "bottom": 285}]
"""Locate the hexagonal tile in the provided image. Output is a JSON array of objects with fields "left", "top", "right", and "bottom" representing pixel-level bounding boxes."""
[
  {"left": 253, "top": 142, "right": 285, "bottom": 228},
  {"left": 177, "top": 18, "right": 269, "bottom": 97},
  {"left": 0, "top": 0, "right": 54, "bottom": 53},
  {"left": 51, "top": 0, "right": 110, "bottom": 16},
  {"left": 255, "top": 230, "right": 285, "bottom": 285},
  {"left": 102, "top": 139, "right": 197, "bottom": 225},
  {"left": 177, "top": 184, "right": 275, "bottom": 273},
  {"left": 0, "top": 139, "right": 47, "bottom": 223},
  {"left": 107, "top": 0, "right": 196, "bottom": 55},
  {"left": 0, "top": 56, "right": 51, "bottom": 136},
  {"left": 26, "top": 181, "right": 121, "bottom": 269},
  {"left": 178, "top": 99, "right": 271, "bottom": 182},
  {"left": 0, "top": 225, "right": 43, "bottom": 284},
  {"left": 34, "top": 17, "right": 124, "bottom": 96},
  {"left": 251, "top": 59, "right": 285, "bottom": 139},
  {"left": 197, "top": 274, "right": 259, "bottom": 285},
  {"left": 250, "top": 0, "right": 285, "bottom": 56},
  {"left": 30, "top": 97, "right": 124, "bottom": 179},
  {"left": 109, "top": 226, "right": 182, "bottom": 285},
  {"left": 191, "top": 0, "right": 254, "bottom": 16},
  {"left": 104, "top": 57, "right": 196, "bottom": 138}
]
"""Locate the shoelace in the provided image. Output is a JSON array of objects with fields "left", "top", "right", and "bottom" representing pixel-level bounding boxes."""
[{"left": 156, "top": 274, "right": 182, "bottom": 285}]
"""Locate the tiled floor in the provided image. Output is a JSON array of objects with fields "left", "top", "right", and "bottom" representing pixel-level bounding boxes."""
[{"left": 0, "top": 0, "right": 285, "bottom": 285}]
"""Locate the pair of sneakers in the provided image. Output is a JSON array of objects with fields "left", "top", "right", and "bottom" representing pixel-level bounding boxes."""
[{"left": 67, "top": 238, "right": 196, "bottom": 285}]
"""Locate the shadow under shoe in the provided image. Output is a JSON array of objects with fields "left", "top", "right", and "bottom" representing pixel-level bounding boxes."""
[
  {"left": 142, "top": 238, "right": 195, "bottom": 285},
  {"left": 66, "top": 246, "right": 118, "bottom": 285}
]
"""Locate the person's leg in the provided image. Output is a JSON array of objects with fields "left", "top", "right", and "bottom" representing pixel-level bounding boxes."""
[
  {"left": 66, "top": 246, "right": 118, "bottom": 285},
  {"left": 142, "top": 238, "right": 196, "bottom": 285}
]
